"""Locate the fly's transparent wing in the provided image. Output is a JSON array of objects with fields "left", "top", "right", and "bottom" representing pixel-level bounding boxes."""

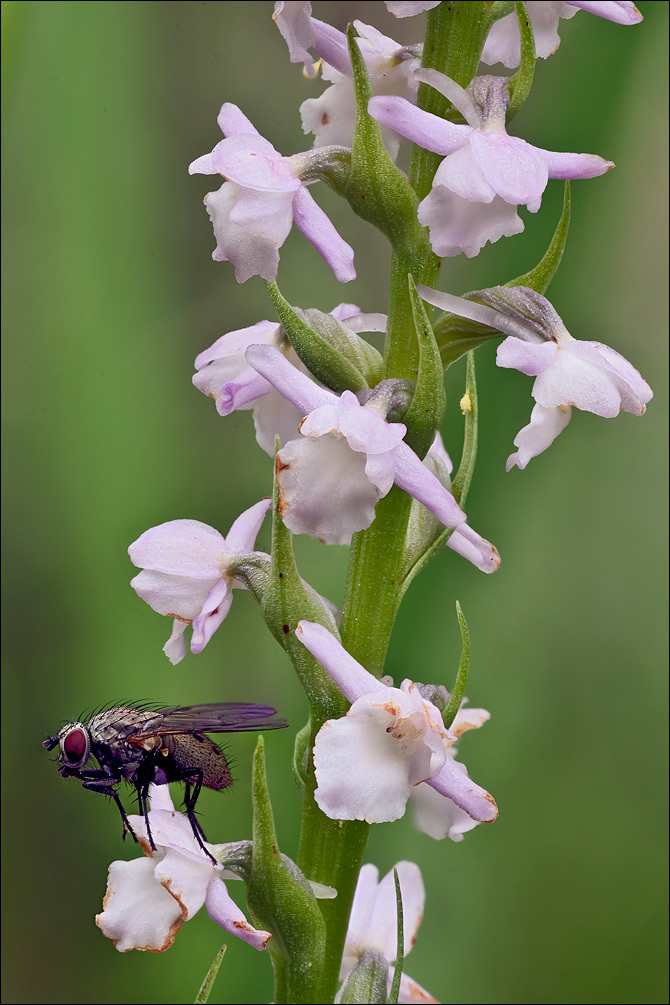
[{"left": 151, "top": 702, "right": 288, "bottom": 735}]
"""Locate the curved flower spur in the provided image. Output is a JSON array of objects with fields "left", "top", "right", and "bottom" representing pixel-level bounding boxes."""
[{"left": 44, "top": 702, "right": 287, "bottom": 862}]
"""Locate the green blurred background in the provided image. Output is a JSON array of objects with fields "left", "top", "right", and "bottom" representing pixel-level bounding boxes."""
[{"left": 2, "top": 2, "right": 667, "bottom": 1003}]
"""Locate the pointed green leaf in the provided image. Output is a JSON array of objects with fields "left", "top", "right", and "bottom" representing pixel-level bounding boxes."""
[
  {"left": 442, "top": 602, "right": 470, "bottom": 729},
  {"left": 507, "top": 2, "right": 536, "bottom": 121},
  {"left": 451, "top": 350, "right": 478, "bottom": 507},
  {"left": 387, "top": 868, "right": 405, "bottom": 1005},
  {"left": 403, "top": 274, "right": 447, "bottom": 457},
  {"left": 248, "top": 737, "right": 327, "bottom": 1005},
  {"left": 194, "top": 945, "right": 227, "bottom": 1004},
  {"left": 266, "top": 281, "right": 368, "bottom": 393},
  {"left": 506, "top": 181, "right": 571, "bottom": 293},
  {"left": 345, "top": 25, "right": 429, "bottom": 257}
]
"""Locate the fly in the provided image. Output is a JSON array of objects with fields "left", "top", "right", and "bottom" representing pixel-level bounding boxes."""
[{"left": 44, "top": 702, "right": 287, "bottom": 862}]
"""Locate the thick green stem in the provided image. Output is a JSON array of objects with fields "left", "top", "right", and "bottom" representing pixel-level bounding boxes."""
[{"left": 287, "top": 7, "right": 502, "bottom": 1003}]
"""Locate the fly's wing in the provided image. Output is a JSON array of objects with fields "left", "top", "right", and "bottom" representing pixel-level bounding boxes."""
[{"left": 148, "top": 703, "right": 288, "bottom": 735}]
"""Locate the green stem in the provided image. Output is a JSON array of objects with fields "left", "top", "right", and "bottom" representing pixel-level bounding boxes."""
[{"left": 288, "top": 7, "right": 502, "bottom": 1002}]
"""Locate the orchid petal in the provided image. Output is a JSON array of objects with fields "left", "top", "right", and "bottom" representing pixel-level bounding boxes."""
[
  {"left": 225, "top": 497, "right": 272, "bottom": 552},
  {"left": 296, "top": 620, "right": 381, "bottom": 701},
  {"left": 206, "top": 878, "right": 272, "bottom": 950},
  {"left": 245, "top": 343, "right": 334, "bottom": 413},
  {"left": 96, "top": 856, "right": 185, "bottom": 953},
  {"left": 293, "top": 186, "right": 356, "bottom": 283},
  {"left": 506, "top": 402, "right": 572, "bottom": 471},
  {"left": 368, "top": 95, "right": 469, "bottom": 156},
  {"left": 427, "top": 758, "right": 498, "bottom": 822}
]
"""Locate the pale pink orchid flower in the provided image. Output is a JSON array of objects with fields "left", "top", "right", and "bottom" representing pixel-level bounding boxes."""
[
  {"left": 274, "top": 3, "right": 420, "bottom": 158},
  {"left": 193, "top": 304, "right": 386, "bottom": 455},
  {"left": 189, "top": 102, "right": 355, "bottom": 283},
  {"left": 96, "top": 785, "right": 271, "bottom": 953},
  {"left": 369, "top": 72, "right": 614, "bottom": 258},
  {"left": 418, "top": 284, "right": 652, "bottom": 470},
  {"left": 341, "top": 861, "right": 439, "bottom": 1004},
  {"left": 245, "top": 343, "right": 499, "bottom": 572},
  {"left": 482, "top": 1, "right": 642, "bottom": 69},
  {"left": 296, "top": 621, "right": 497, "bottom": 830},
  {"left": 128, "top": 499, "right": 271, "bottom": 664}
]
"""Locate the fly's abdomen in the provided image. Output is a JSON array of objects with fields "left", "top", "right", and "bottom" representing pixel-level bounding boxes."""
[{"left": 165, "top": 733, "right": 233, "bottom": 790}]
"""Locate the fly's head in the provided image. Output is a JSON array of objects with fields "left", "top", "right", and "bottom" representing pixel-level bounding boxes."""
[{"left": 43, "top": 722, "right": 91, "bottom": 777}]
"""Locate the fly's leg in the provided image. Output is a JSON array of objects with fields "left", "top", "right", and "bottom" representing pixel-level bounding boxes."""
[
  {"left": 132, "top": 749, "right": 164, "bottom": 852},
  {"left": 170, "top": 766, "right": 217, "bottom": 865},
  {"left": 78, "top": 770, "right": 139, "bottom": 844}
]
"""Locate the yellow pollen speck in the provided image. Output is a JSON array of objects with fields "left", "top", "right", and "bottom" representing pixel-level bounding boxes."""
[
  {"left": 460, "top": 392, "right": 472, "bottom": 414},
  {"left": 558, "top": 403, "right": 570, "bottom": 413}
]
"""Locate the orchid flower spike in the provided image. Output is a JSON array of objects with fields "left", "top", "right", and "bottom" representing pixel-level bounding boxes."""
[
  {"left": 340, "top": 861, "right": 438, "bottom": 1004},
  {"left": 369, "top": 73, "right": 614, "bottom": 258},
  {"left": 418, "top": 285, "right": 652, "bottom": 470},
  {"left": 96, "top": 785, "right": 271, "bottom": 953},
  {"left": 296, "top": 621, "right": 498, "bottom": 831},
  {"left": 274, "top": 3, "right": 420, "bottom": 158},
  {"left": 128, "top": 499, "right": 271, "bottom": 664},
  {"left": 482, "top": 1, "right": 643, "bottom": 69},
  {"left": 189, "top": 103, "right": 355, "bottom": 283},
  {"left": 193, "top": 304, "right": 385, "bottom": 455},
  {"left": 245, "top": 343, "right": 499, "bottom": 572}
]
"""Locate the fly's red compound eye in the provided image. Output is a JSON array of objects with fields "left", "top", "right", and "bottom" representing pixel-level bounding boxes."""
[{"left": 62, "top": 727, "right": 88, "bottom": 765}]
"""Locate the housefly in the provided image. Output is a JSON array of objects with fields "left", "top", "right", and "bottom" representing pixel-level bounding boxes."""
[{"left": 44, "top": 702, "right": 287, "bottom": 861}]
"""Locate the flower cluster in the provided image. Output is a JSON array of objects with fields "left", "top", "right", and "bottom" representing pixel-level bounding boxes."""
[{"left": 109, "top": 3, "right": 653, "bottom": 1002}]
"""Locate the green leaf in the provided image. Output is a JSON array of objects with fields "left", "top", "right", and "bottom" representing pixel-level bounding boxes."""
[
  {"left": 506, "top": 181, "right": 571, "bottom": 294},
  {"left": 403, "top": 274, "right": 447, "bottom": 457},
  {"left": 248, "top": 737, "right": 327, "bottom": 1005},
  {"left": 387, "top": 868, "right": 405, "bottom": 1005},
  {"left": 507, "top": 2, "right": 535, "bottom": 122},
  {"left": 292, "top": 719, "right": 311, "bottom": 797},
  {"left": 260, "top": 446, "right": 347, "bottom": 721},
  {"left": 303, "top": 307, "right": 384, "bottom": 387},
  {"left": 266, "top": 281, "right": 368, "bottom": 394},
  {"left": 337, "top": 950, "right": 389, "bottom": 1004},
  {"left": 451, "top": 351, "right": 478, "bottom": 508},
  {"left": 345, "top": 24, "right": 429, "bottom": 257},
  {"left": 194, "top": 945, "right": 227, "bottom": 1004},
  {"left": 442, "top": 602, "right": 470, "bottom": 729}
]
